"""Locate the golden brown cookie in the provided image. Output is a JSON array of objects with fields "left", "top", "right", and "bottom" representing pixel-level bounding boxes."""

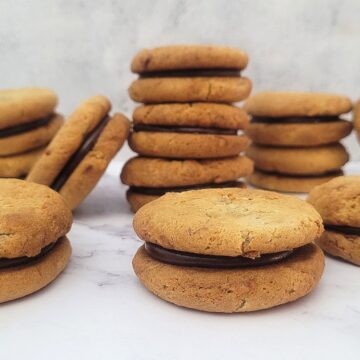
[
  {"left": 133, "top": 243, "right": 324, "bottom": 312},
  {"left": 0, "top": 237, "right": 71, "bottom": 303},
  {"left": 27, "top": 96, "right": 130, "bottom": 210},
  {"left": 316, "top": 231, "right": 360, "bottom": 266},
  {"left": 0, "top": 179, "right": 72, "bottom": 258},
  {"left": 0, "top": 114, "right": 64, "bottom": 156},
  {"left": 126, "top": 191, "right": 160, "bottom": 213},
  {"left": 246, "top": 120, "right": 352, "bottom": 147},
  {"left": 134, "top": 188, "right": 323, "bottom": 256},
  {"left": 0, "top": 147, "right": 45, "bottom": 178},
  {"left": 129, "top": 77, "right": 252, "bottom": 104},
  {"left": 121, "top": 156, "right": 253, "bottom": 188},
  {"left": 131, "top": 45, "right": 249, "bottom": 73},
  {"left": 354, "top": 100, "right": 360, "bottom": 141},
  {"left": 129, "top": 132, "right": 250, "bottom": 159},
  {"left": 308, "top": 176, "right": 360, "bottom": 227},
  {"left": 0, "top": 88, "right": 58, "bottom": 129},
  {"left": 308, "top": 176, "right": 360, "bottom": 265},
  {"left": 133, "top": 103, "right": 249, "bottom": 129},
  {"left": 245, "top": 92, "right": 352, "bottom": 117},
  {"left": 246, "top": 143, "right": 349, "bottom": 175},
  {"left": 248, "top": 170, "right": 342, "bottom": 193}
]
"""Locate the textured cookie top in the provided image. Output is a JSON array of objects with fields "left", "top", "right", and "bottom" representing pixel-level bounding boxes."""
[
  {"left": 0, "top": 179, "right": 72, "bottom": 259},
  {"left": 27, "top": 95, "right": 111, "bottom": 186},
  {"left": 133, "top": 103, "right": 249, "bottom": 129},
  {"left": 245, "top": 92, "right": 352, "bottom": 117},
  {"left": 131, "top": 45, "right": 249, "bottom": 73},
  {"left": 133, "top": 188, "right": 323, "bottom": 257},
  {"left": 0, "top": 88, "right": 58, "bottom": 129},
  {"left": 308, "top": 176, "right": 360, "bottom": 227}
]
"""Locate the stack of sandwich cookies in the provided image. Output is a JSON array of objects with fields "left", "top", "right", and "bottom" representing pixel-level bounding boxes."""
[
  {"left": 123, "top": 45, "right": 253, "bottom": 212},
  {"left": 27, "top": 96, "right": 130, "bottom": 210},
  {"left": 132, "top": 188, "right": 325, "bottom": 313},
  {"left": 245, "top": 92, "right": 352, "bottom": 192},
  {"left": 0, "top": 88, "right": 63, "bottom": 178},
  {"left": 0, "top": 179, "right": 72, "bottom": 303},
  {"left": 308, "top": 176, "right": 360, "bottom": 266}
]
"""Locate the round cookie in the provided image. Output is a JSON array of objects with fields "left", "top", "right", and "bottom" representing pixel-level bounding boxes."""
[
  {"left": 308, "top": 176, "right": 360, "bottom": 265},
  {"left": 0, "top": 147, "right": 44, "bottom": 178},
  {"left": 129, "top": 77, "right": 252, "bottom": 104},
  {"left": 133, "top": 188, "right": 323, "bottom": 257},
  {"left": 129, "top": 132, "right": 250, "bottom": 159},
  {"left": 0, "top": 114, "right": 64, "bottom": 156},
  {"left": 245, "top": 92, "right": 352, "bottom": 117},
  {"left": 248, "top": 170, "right": 343, "bottom": 193},
  {"left": 133, "top": 103, "right": 249, "bottom": 130},
  {"left": 131, "top": 45, "right": 249, "bottom": 73},
  {"left": 0, "top": 179, "right": 72, "bottom": 258},
  {"left": 133, "top": 243, "right": 324, "bottom": 313},
  {"left": 354, "top": 100, "right": 360, "bottom": 141},
  {"left": 0, "top": 88, "right": 58, "bottom": 129},
  {"left": 126, "top": 191, "right": 160, "bottom": 213},
  {"left": 246, "top": 143, "right": 349, "bottom": 175},
  {"left": 308, "top": 176, "right": 360, "bottom": 227},
  {"left": 246, "top": 120, "right": 353, "bottom": 147},
  {"left": 0, "top": 237, "right": 71, "bottom": 303},
  {"left": 316, "top": 230, "right": 360, "bottom": 266},
  {"left": 121, "top": 156, "right": 253, "bottom": 188},
  {"left": 27, "top": 96, "right": 130, "bottom": 210}
]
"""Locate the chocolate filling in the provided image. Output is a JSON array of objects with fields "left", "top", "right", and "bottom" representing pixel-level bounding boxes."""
[
  {"left": 51, "top": 116, "right": 110, "bottom": 191},
  {"left": 129, "top": 181, "right": 245, "bottom": 196},
  {"left": 251, "top": 116, "right": 340, "bottom": 124},
  {"left": 145, "top": 242, "right": 294, "bottom": 268},
  {"left": 0, "top": 116, "right": 52, "bottom": 138},
  {"left": 256, "top": 169, "right": 344, "bottom": 178},
  {"left": 140, "top": 68, "right": 241, "bottom": 78},
  {"left": 133, "top": 124, "right": 237, "bottom": 135},
  {"left": 325, "top": 224, "right": 360, "bottom": 236},
  {"left": 0, "top": 241, "right": 57, "bottom": 269}
]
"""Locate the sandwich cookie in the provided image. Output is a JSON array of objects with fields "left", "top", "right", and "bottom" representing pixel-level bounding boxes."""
[
  {"left": 308, "top": 176, "right": 360, "bottom": 266},
  {"left": 354, "top": 100, "right": 360, "bottom": 142},
  {"left": 129, "top": 45, "right": 251, "bottom": 103},
  {"left": 0, "top": 179, "right": 72, "bottom": 303},
  {"left": 130, "top": 103, "right": 250, "bottom": 159},
  {"left": 27, "top": 96, "right": 130, "bottom": 210},
  {"left": 132, "top": 188, "right": 325, "bottom": 313},
  {"left": 121, "top": 156, "right": 253, "bottom": 212},
  {"left": 245, "top": 92, "right": 352, "bottom": 146},
  {"left": 0, "top": 88, "right": 63, "bottom": 177}
]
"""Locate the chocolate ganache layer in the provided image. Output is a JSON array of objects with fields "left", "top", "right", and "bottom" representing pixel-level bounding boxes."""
[
  {"left": 140, "top": 68, "right": 241, "bottom": 78},
  {"left": 0, "top": 116, "right": 52, "bottom": 138},
  {"left": 251, "top": 116, "right": 340, "bottom": 124},
  {"left": 129, "top": 181, "right": 245, "bottom": 196},
  {"left": 133, "top": 124, "right": 238, "bottom": 135},
  {"left": 51, "top": 116, "right": 110, "bottom": 191},
  {"left": 325, "top": 224, "right": 360, "bottom": 236},
  {"left": 0, "top": 241, "right": 57, "bottom": 269},
  {"left": 145, "top": 242, "right": 295, "bottom": 268},
  {"left": 255, "top": 169, "right": 344, "bottom": 178}
]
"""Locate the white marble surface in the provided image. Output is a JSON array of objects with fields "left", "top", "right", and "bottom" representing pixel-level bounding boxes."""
[
  {"left": 1, "top": 160, "right": 359, "bottom": 359},
  {"left": 0, "top": 0, "right": 360, "bottom": 160}
]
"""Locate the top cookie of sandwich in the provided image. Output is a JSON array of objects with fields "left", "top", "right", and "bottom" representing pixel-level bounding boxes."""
[
  {"left": 134, "top": 188, "right": 323, "bottom": 257},
  {"left": 131, "top": 45, "right": 249, "bottom": 73},
  {"left": 133, "top": 103, "right": 249, "bottom": 129},
  {"left": 308, "top": 176, "right": 360, "bottom": 227},
  {"left": 0, "top": 179, "right": 72, "bottom": 259},
  {"left": 245, "top": 92, "right": 352, "bottom": 117},
  {"left": 0, "top": 88, "right": 58, "bottom": 129}
]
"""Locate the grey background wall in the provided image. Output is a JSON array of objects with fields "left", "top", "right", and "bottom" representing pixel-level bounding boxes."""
[{"left": 1, "top": 0, "right": 359, "bottom": 160}]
